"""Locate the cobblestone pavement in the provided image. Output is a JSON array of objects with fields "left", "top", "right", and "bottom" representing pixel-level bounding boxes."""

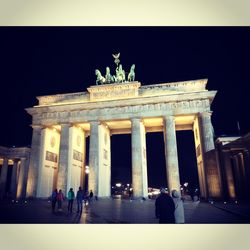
[{"left": 0, "top": 198, "right": 249, "bottom": 224}]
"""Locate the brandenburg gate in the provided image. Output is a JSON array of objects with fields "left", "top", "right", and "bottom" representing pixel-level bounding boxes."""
[{"left": 25, "top": 79, "right": 217, "bottom": 199}]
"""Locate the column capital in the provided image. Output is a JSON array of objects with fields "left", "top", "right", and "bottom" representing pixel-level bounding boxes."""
[
  {"left": 199, "top": 111, "right": 213, "bottom": 118},
  {"left": 89, "top": 120, "right": 101, "bottom": 125},
  {"left": 131, "top": 117, "right": 142, "bottom": 123},
  {"left": 163, "top": 115, "right": 175, "bottom": 122},
  {"left": 59, "top": 123, "right": 72, "bottom": 129},
  {"left": 13, "top": 159, "right": 19, "bottom": 164},
  {"left": 31, "top": 124, "right": 43, "bottom": 130}
]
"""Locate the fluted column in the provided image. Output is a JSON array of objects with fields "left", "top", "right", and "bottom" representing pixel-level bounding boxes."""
[
  {"left": 163, "top": 116, "right": 181, "bottom": 194},
  {"left": 10, "top": 159, "right": 19, "bottom": 198},
  {"left": 0, "top": 158, "right": 9, "bottom": 199},
  {"left": 232, "top": 155, "right": 241, "bottom": 199},
  {"left": 16, "top": 157, "right": 29, "bottom": 199},
  {"left": 199, "top": 112, "right": 215, "bottom": 199},
  {"left": 237, "top": 153, "right": 247, "bottom": 198},
  {"left": 88, "top": 121, "right": 100, "bottom": 196},
  {"left": 57, "top": 124, "right": 71, "bottom": 195},
  {"left": 199, "top": 112, "right": 215, "bottom": 153},
  {"left": 243, "top": 150, "right": 250, "bottom": 199},
  {"left": 131, "top": 118, "right": 148, "bottom": 198},
  {"left": 223, "top": 151, "right": 236, "bottom": 199},
  {"left": 26, "top": 125, "right": 43, "bottom": 197}
]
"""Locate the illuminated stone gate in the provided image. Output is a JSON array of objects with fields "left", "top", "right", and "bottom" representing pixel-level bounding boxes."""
[{"left": 24, "top": 79, "right": 218, "bottom": 199}]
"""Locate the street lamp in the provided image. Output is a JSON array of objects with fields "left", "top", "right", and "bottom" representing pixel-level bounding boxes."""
[
  {"left": 85, "top": 165, "right": 89, "bottom": 174},
  {"left": 85, "top": 165, "right": 89, "bottom": 191}
]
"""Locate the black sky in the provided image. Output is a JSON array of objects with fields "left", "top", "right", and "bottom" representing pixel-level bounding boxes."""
[{"left": 0, "top": 27, "right": 250, "bottom": 188}]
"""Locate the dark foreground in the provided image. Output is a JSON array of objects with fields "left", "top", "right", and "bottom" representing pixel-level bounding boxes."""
[{"left": 0, "top": 197, "right": 250, "bottom": 224}]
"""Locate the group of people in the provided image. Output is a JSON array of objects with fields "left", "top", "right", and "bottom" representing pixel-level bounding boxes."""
[
  {"left": 51, "top": 186, "right": 184, "bottom": 223},
  {"left": 155, "top": 188, "right": 185, "bottom": 223},
  {"left": 51, "top": 187, "right": 94, "bottom": 214}
]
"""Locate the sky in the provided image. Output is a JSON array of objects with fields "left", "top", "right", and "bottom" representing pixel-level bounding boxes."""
[{"left": 0, "top": 27, "right": 250, "bottom": 188}]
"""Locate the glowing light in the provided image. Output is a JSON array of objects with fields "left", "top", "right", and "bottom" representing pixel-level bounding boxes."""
[
  {"left": 85, "top": 165, "right": 89, "bottom": 174},
  {"left": 127, "top": 184, "right": 130, "bottom": 187},
  {"left": 116, "top": 183, "right": 122, "bottom": 187},
  {"left": 184, "top": 182, "right": 189, "bottom": 187}
]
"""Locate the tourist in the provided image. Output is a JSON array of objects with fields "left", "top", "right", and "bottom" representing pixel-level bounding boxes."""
[
  {"left": 76, "top": 187, "right": 84, "bottom": 213},
  {"left": 84, "top": 190, "right": 89, "bottom": 205},
  {"left": 67, "top": 188, "right": 75, "bottom": 213},
  {"left": 171, "top": 190, "right": 185, "bottom": 223},
  {"left": 89, "top": 190, "right": 93, "bottom": 202},
  {"left": 57, "top": 189, "right": 64, "bottom": 211},
  {"left": 51, "top": 188, "right": 58, "bottom": 213},
  {"left": 155, "top": 188, "right": 175, "bottom": 223}
]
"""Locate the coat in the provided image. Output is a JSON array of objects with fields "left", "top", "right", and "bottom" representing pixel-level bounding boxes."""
[
  {"left": 172, "top": 190, "right": 185, "bottom": 223},
  {"left": 155, "top": 193, "right": 175, "bottom": 223}
]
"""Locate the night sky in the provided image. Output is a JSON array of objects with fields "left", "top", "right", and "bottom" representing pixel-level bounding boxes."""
[{"left": 0, "top": 27, "right": 250, "bottom": 188}]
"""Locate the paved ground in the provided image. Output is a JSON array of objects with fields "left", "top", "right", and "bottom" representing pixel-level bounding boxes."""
[{"left": 1, "top": 197, "right": 250, "bottom": 224}]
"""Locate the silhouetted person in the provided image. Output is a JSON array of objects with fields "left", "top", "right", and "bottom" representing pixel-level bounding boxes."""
[
  {"left": 194, "top": 188, "right": 200, "bottom": 201},
  {"left": 171, "top": 190, "right": 185, "bottom": 224},
  {"left": 89, "top": 190, "right": 93, "bottom": 202},
  {"left": 155, "top": 188, "right": 175, "bottom": 224},
  {"left": 51, "top": 188, "right": 58, "bottom": 213},
  {"left": 128, "top": 189, "right": 133, "bottom": 200},
  {"left": 67, "top": 188, "right": 75, "bottom": 213},
  {"left": 57, "top": 189, "right": 64, "bottom": 211},
  {"left": 76, "top": 187, "right": 84, "bottom": 213}
]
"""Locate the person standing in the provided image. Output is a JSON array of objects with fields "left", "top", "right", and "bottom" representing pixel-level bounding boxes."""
[
  {"left": 171, "top": 190, "right": 185, "bottom": 224},
  {"left": 155, "top": 188, "right": 175, "bottom": 224},
  {"left": 51, "top": 188, "right": 58, "bottom": 213},
  {"left": 67, "top": 188, "right": 75, "bottom": 214},
  {"left": 57, "top": 189, "right": 64, "bottom": 211},
  {"left": 89, "top": 190, "right": 93, "bottom": 202},
  {"left": 76, "top": 187, "right": 84, "bottom": 213}
]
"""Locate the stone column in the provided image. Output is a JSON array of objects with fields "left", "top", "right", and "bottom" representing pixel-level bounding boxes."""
[
  {"left": 232, "top": 155, "right": 241, "bottom": 199},
  {"left": 10, "top": 159, "right": 19, "bottom": 199},
  {"left": 131, "top": 118, "right": 148, "bottom": 198},
  {"left": 163, "top": 116, "right": 181, "bottom": 194},
  {"left": 57, "top": 124, "right": 71, "bottom": 195},
  {"left": 16, "top": 157, "right": 29, "bottom": 199},
  {"left": 242, "top": 150, "right": 250, "bottom": 199},
  {"left": 223, "top": 151, "right": 236, "bottom": 199},
  {"left": 0, "top": 158, "right": 9, "bottom": 199},
  {"left": 199, "top": 112, "right": 215, "bottom": 199},
  {"left": 26, "top": 125, "right": 43, "bottom": 197},
  {"left": 199, "top": 112, "right": 215, "bottom": 153},
  {"left": 237, "top": 153, "right": 247, "bottom": 199},
  {"left": 36, "top": 128, "right": 47, "bottom": 197},
  {"left": 88, "top": 121, "right": 100, "bottom": 196}
]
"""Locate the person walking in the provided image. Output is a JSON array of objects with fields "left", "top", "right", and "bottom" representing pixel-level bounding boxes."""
[
  {"left": 171, "top": 189, "right": 185, "bottom": 224},
  {"left": 51, "top": 188, "right": 58, "bottom": 213},
  {"left": 89, "top": 190, "right": 93, "bottom": 203},
  {"left": 155, "top": 188, "right": 175, "bottom": 224},
  {"left": 76, "top": 187, "right": 84, "bottom": 213},
  {"left": 67, "top": 188, "right": 75, "bottom": 214},
  {"left": 57, "top": 189, "right": 64, "bottom": 211}
]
